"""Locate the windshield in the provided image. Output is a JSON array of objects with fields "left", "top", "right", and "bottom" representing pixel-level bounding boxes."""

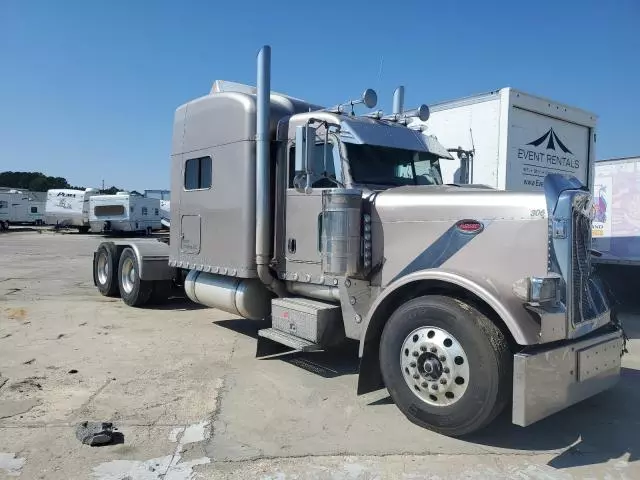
[{"left": 346, "top": 144, "right": 443, "bottom": 187}]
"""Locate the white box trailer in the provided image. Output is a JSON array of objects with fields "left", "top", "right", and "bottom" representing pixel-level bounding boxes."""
[
  {"left": 413, "top": 87, "right": 597, "bottom": 193},
  {"left": 0, "top": 190, "right": 45, "bottom": 229},
  {"left": 592, "top": 156, "right": 640, "bottom": 265},
  {"left": 45, "top": 188, "right": 100, "bottom": 232},
  {"left": 89, "top": 192, "right": 162, "bottom": 234}
]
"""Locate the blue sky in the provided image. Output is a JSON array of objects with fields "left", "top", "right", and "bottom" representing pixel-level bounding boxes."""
[{"left": 1, "top": 0, "right": 638, "bottom": 191}]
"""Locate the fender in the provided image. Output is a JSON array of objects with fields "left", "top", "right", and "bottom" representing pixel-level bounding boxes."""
[
  {"left": 359, "top": 268, "right": 541, "bottom": 358},
  {"left": 100, "top": 240, "right": 173, "bottom": 281}
]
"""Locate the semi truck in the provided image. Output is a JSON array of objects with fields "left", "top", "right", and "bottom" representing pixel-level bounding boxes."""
[
  {"left": 91, "top": 46, "right": 625, "bottom": 437},
  {"left": 411, "top": 88, "right": 597, "bottom": 193}
]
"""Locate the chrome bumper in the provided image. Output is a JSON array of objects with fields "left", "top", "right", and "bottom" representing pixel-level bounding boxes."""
[{"left": 512, "top": 326, "right": 623, "bottom": 427}]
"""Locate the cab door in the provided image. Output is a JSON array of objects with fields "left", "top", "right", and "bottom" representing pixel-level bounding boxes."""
[{"left": 284, "top": 140, "right": 342, "bottom": 282}]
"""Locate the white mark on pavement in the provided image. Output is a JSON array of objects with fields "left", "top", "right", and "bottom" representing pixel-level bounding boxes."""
[
  {"left": 0, "top": 453, "right": 26, "bottom": 477},
  {"left": 92, "top": 420, "right": 211, "bottom": 480},
  {"left": 92, "top": 455, "right": 210, "bottom": 480}
]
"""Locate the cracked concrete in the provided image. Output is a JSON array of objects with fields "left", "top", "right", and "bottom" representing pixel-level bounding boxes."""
[{"left": 1, "top": 230, "right": 640, "bottom": 479}]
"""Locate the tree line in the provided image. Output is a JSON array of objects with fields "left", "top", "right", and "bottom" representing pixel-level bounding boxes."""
[{"left": 0, "top": 171, "right": 125, "bottom": 194}]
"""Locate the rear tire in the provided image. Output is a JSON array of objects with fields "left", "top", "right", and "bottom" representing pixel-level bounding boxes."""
[
  {"left": 380, "top": 295, "right": 511, "bottom": 437},
  {"left": 94, "top": 243, "right": 120, "bottom": 297},
  {"left": 118, "top": 248, "right": 153, "bottom": 307},
  {"left": 78, "top": 226, "right": 90, "bottom": 234}
]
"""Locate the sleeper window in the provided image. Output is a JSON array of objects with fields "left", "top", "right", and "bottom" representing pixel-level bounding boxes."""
[{"left": 184, "top": 156, "right": 212, "bottom": 190}]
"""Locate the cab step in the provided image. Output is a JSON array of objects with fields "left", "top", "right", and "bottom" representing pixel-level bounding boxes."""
[{"left": 256, "top": 328, "right": 322, "bottom": 357}]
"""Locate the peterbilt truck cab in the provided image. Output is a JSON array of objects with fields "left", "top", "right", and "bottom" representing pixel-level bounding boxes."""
[{"left": 92, "top": 45, "right": 625, "bottom": 437}]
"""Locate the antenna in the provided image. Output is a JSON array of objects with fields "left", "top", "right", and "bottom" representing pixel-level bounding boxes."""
[{"left": 377, "top": 57, "right": 384, "bottom": 90}]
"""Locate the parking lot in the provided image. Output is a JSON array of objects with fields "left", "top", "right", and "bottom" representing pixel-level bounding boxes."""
[{"left": 1, "top": 229, "right": 640, "bottom": 479}]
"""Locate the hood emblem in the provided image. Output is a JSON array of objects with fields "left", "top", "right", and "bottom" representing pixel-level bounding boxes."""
[{"left": 455, "top": 219, "right": 484, "bottom": 234}]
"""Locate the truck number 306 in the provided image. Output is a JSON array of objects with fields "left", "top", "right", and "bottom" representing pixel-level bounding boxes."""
[{"left": 530, "top": 209, "right": 546, "bottom": 218}]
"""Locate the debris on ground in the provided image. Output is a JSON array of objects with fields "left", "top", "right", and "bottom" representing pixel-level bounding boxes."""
[
  {"left": 23, "top": 358, "right": 35, "bottom": 365},
  {"left": 8, "top": 376, "right": 44, "bottom": 394},
  {"left": 68, "top": 369, "right": 78, "bottom": 374},
  {"left": 75, "top": 421, "right": 120, "bottom": 446}
]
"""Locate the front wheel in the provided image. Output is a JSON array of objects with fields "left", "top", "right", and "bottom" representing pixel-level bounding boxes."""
[
  {"left": 118, "top": 248, "right": 153, "bottom": 307},
  {"left": 380, "top": 295, "right": 511, "bottom": 437}
]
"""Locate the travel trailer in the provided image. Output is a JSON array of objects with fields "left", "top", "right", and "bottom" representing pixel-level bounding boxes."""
[
  {"left": 144, "top": 189, "right": 171, "bottom": 227},
  {"left": 411, "top": 88, "right": 597, "bottom": 193},
  {"left": 45, "top": 188, "right": 100, "bottom": 232},
  {"left": 89, "top": 46, "right": 624, "bottom": 437},
  {"left": 89, "top": 192, "right": 162, "bottom": 234},
  {"left": 0, "top": 190, "right": 46, "bottom": 229}
]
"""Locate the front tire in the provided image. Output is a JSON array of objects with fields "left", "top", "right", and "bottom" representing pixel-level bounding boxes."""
[
  {"left": 94, "top": 243, "right": 120, "bottom": 297},
  {"left": 118, "top": 248, "right": 153, "bottom": 307},
  {"left": 380, "top": 295, "right": 511, "bottom": 437}
]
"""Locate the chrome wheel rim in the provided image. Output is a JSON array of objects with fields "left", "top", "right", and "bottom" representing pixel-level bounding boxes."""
[
  {"left": 400, "top": 326, "right": 470, "bottom": 406},
  {"left": 120, "top": 257, "right": 135, "bottom": 294},
  {"left": 97, "top": 252, "right": 109, "bottom": 285}
]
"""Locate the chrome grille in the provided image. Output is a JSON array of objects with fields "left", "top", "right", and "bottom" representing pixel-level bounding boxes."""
[{"left": 571, "top": 205, "right": 598, "bottom": 323}]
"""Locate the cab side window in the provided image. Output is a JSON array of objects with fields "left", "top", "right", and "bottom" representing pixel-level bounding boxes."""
[{"left": 288, "top": 143, "right": 337, "bottom": 188}]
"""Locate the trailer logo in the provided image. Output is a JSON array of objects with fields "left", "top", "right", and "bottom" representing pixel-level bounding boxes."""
[
  {"left": 517, "top": 128, "right": 580, "bottom": 188},
  {"left": 527, "top": 128, "right": 573, "bottom": 154}
]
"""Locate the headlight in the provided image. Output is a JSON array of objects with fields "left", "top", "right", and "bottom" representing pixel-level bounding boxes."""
[{"left": 513, "top": 276, "right": 561, "bottom": 304}]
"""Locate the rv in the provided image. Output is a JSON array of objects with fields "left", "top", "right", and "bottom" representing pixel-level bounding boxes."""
[
  {"left": 144, "top": 189, "right": 171, "bottom": 227},
  {"left": 89, "top": 46, "right": 624, "bottom": 437},
  {"left": 45, "top": 188, "right": 100, "bottom": 232},
  {"left": 0, "top": 190, "right": 46, "bottom": 229},
  {"left": 411, "top": 88, "right": 597, "bottom": 193},
  {"left": 89, "top": 192, "right": 162, "bottom": 234}
]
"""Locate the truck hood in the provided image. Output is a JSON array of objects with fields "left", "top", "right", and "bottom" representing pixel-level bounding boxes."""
[
  {"left": 371, "top": 185, "right": 547, "bottom": 224},
  {"left": 369, "top": 185, "right": 550, "bottom": 297}
]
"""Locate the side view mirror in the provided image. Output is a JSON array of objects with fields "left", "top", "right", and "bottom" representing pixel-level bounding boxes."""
[{"left": 295, "top": 125, "right": 317, "bottom": 193}]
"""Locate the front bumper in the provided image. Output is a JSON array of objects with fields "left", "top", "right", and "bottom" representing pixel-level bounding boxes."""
[{"left": 512, "top": 326, "right": 624, "bottom": 427}]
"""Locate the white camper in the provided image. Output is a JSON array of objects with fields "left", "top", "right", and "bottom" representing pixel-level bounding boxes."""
[
  {"left": 591, "top": 156, "right": 640, "bottom": 265},
  {"left": 89, "top": 192, "right": 162, "bottom": 234},
  {"left": 0, "top": 190, "right": 45, "bottom": 228},
  {"left": 159, "top": 199, "right": 170, "bottom": 227},
  {"left": 413, "top": 88, "right": 597, "bottom": 193},
  {"left": 45, "top": 188, "right": 100, "bottom": 232},
  {"left": 144, "top": 189, "right": 171, "bottom": 228}
]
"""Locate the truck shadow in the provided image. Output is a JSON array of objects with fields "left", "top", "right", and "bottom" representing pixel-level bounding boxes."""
[
  {"left": 212, "top": 320, "right": 638, "bottom": 467},
  {"left": 467, "top": 366, "right": 640, "bottom": 468},
  {"left": 144, "top": 297, "right": 208, "bottom": 311},
  {"left": 213, "top": 319, "right": 360, "bottom": 377}
]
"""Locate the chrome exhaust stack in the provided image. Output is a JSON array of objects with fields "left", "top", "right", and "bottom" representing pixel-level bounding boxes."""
[{"left": 255, "top": 45, "right": 285, "bottom": 297}]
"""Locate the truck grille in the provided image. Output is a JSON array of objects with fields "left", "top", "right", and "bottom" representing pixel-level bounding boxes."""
[{"left": 571, "top": 207, "right": 599, "bottom": 323}]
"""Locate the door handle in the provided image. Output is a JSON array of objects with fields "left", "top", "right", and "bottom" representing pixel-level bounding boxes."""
[{"left": 287, "top": 238, "right": 296, "bottom": 254}]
